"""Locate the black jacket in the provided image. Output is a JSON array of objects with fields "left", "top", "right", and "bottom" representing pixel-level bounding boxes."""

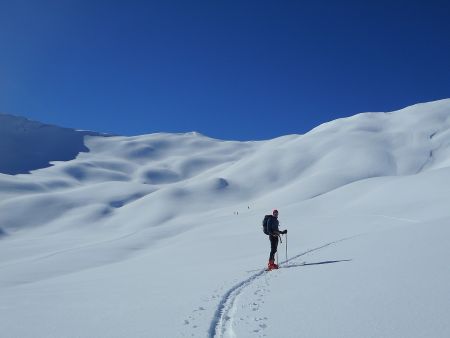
[{"left": 267, "top": 216, "right": 280, "bottom": 236}]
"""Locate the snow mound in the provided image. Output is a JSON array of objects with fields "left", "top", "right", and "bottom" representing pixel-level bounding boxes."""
[{"left": 1, "top": 99, "right": 450, "bottom": 238}]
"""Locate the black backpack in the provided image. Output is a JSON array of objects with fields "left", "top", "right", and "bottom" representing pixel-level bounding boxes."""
[{"left": 262, "top": 215, "right": 273, "bottom": 235}]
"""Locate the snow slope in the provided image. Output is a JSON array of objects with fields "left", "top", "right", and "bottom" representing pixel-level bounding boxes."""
[
  {"left": 0, "top": 113, "right": 102, "bottom": 175},
  {"left": 1, "top": 99, "right": 450, "bottom": 337}
]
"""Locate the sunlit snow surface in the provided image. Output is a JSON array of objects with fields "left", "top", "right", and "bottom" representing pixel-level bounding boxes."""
[{"left": 1, "top": 99, "right": 450, "bottom": 337}]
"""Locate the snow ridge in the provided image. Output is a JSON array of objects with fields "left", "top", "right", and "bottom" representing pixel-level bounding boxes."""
[{"left": 0, "top": 113, "right": 103, "bottom": 174}]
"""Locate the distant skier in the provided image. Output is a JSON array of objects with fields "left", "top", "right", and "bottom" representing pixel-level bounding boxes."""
[{"left": 266, "top": 209, "right": 287, "bottom": 270}]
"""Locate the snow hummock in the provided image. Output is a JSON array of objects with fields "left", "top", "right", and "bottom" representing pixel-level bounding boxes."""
[{"left": 1, "top": 99, "right": 450, "bottom": 337}]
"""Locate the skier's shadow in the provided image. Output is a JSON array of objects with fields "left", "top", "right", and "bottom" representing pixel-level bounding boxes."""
[{"left": 283, "top": 259, "right": 351, "bottom": 269}]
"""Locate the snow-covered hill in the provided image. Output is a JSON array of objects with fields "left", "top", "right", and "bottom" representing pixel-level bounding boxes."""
[
  {"left": 0, "top": 113, "right": 102, "bottom": 175},
  {"left": 1, "top": 99, "right": 450, "bottom": 337}
]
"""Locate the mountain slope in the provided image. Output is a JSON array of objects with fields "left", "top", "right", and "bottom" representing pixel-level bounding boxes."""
[
  {"left": 0, "top": 113, "right": 102, "bottom": 175},
  {"left": 1, "top": 99, "right": 450, "bottom": 338}
]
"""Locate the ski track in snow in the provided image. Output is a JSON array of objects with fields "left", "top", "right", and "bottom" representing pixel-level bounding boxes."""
[{"left": 208, "top": 236, "right": 355, "bottom": 338}]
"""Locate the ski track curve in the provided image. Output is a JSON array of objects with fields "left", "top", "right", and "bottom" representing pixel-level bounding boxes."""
[{"left": 208, "top": 236, "right": 356, "bottom": 338}]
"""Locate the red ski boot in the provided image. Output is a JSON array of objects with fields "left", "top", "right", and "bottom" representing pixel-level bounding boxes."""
[{"left": 267, "top": 259, "right": 279, "bottom": 270}]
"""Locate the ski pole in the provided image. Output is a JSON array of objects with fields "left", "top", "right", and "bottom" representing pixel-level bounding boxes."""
[{"left": 285, "top": 233, "right": 288, "bottom": 263}]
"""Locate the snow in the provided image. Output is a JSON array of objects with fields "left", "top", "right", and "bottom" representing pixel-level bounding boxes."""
[
  {"left": 0, "top": 113, "right": 102, "bottom": 175},
  {"left": 1, "top": 99, "right": 450, "bottom": 337}
]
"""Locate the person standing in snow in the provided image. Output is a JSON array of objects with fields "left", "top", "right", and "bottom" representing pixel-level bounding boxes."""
[{"left": 267, "top": 209, "right": 287, "bottom": 270}]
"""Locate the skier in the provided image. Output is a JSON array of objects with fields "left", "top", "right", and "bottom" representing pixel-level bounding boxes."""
[{"left": 267, "top": 209, "right": 287, "bottom": 270}]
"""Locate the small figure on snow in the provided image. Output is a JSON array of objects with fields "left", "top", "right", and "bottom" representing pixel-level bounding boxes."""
[{"left": 266, "top": 209, "right": 287, "bottom": 270}]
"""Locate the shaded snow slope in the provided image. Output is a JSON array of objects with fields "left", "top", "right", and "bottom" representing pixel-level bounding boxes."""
[
  {"left": 1, "top": 99, "right": 450, "bottom": 338},
  {"left": 0, "top": 113, "right": 102, "bottom": 174}
]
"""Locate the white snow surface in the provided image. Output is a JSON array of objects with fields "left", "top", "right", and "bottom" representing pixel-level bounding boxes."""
[{"left": 1, "top": 99, "right": 450, "bottom": 338}]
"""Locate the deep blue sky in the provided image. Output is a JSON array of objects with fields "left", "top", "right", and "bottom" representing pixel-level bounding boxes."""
[{"left": 1, "top": 1, "right": 449, "bottom": 140}]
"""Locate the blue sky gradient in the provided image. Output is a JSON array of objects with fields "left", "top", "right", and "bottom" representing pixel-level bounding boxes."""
[{"left": 1, "top": 1, "right": 449, "bottom": 140}]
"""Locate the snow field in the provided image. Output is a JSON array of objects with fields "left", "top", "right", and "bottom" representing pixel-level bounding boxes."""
[{"left": 1, "top": 99, "right": 450, "bottom": 337}]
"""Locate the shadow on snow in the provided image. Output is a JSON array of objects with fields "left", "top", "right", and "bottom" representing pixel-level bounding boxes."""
[{"left": 283, "top": 259, "right": 352, "bottom": 269}]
